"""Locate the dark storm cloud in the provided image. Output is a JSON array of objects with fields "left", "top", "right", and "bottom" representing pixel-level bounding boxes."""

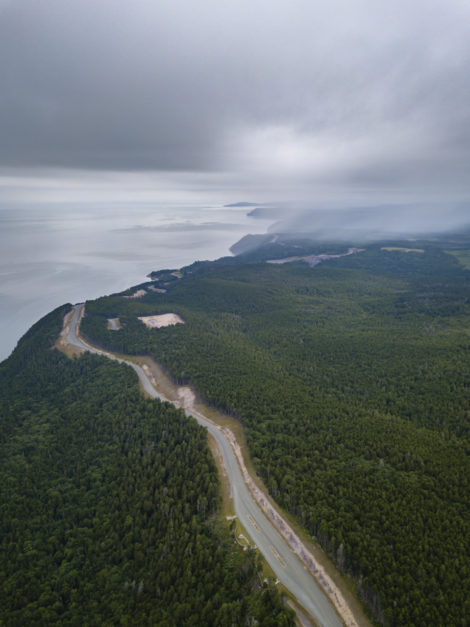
[{"left": 1, "top": 0, "right": 470, "bottom": 198}]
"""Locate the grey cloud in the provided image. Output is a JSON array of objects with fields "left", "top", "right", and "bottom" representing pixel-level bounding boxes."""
[
  {"left": 1, "top": 0, "right": 470, "bottom": 199},
  {"left": 267, "top": 203, "right": 470, "bottom": 241}
]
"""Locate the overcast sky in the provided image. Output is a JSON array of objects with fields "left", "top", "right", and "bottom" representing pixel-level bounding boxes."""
[{"left": 1, "top": 0, "right": 470, "bottom": 208}]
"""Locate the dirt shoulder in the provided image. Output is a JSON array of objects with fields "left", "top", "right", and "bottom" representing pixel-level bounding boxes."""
[{"left": 54, "top": 308, "right": 84, "bottom": 358}]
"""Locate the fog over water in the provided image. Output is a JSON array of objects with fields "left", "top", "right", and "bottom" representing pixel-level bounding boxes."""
[{"left": 0, "top": 204, "right": 270, "bottom": 362}]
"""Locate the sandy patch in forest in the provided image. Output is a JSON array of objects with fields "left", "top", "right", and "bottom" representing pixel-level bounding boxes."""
[
  {"left": 148, "top": 286, "right": 167, "bottom": 294},
  {"left": 381, "top": 247, "right": 424, "bottom": 253},
  {"left": 267, "top": 247, "right": 364, "bottom": 268},
  {"left": 138, "top": 313, "right": 184, "bottom": 328},
  {"left": 57, "top": 309, "right": 73, "bottom": 343},
  {"left": 124, "top": 289, "right": 147, "bottom": 299},
  {"left": 107, "top": 318, "right": 121, "bottom": 330},
  {"left": 177, "top": 386, "right": 196, "bottom": 410}
]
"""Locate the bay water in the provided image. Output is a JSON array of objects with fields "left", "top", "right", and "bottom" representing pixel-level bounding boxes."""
[{"left": 0, "top": 204, "right": 268, "bottom": 361}]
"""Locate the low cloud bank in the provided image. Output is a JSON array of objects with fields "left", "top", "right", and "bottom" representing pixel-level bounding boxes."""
[{"left": 265, "top": 203, "right": 470, "bottom": 241}]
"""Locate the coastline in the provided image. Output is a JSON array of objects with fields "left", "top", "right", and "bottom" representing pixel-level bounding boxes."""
[{"left": 0, "top": 205, "right": 271, "bottom": 363}]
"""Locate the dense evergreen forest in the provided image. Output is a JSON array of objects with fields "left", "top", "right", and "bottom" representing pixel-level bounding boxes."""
[
  {"left": 0, "top": 306, "right": 294, "bottom": 625},
  {"left": 82, "top": 236, "right": 470, "bottom": 625}
]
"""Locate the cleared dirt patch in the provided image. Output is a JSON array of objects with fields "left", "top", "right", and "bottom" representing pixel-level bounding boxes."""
[
  {"left": 124, "top": 289, "right": 147, "bottom": 299},
  {"left": 107, "top": 318, "right": 121, "bottom": 331},
  {"left": 148, "top": 285, "right": 167, "bottom": 294},
  {"left": 177, "top": 386, "right": 195, "bottom": 409},
  {"left": 381, "top": 247, "right": 424, "bottom": 253},
  {"left": 267, "top": 247, "right": 363, "bottom": 268},
  {"left": 138, "top": 313, "right": 184, "bottom": 328}
]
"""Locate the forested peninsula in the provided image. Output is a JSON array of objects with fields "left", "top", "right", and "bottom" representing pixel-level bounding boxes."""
[{"left": 2, "top": 232, "right": 470, "bottom": 625}]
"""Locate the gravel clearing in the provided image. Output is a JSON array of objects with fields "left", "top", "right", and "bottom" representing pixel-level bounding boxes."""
[{"left": 138, "top": 313, "right": 184, "bottom": 328}]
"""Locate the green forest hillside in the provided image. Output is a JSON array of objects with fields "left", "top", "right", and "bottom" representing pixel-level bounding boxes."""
[
  {"left": 83, "top": 238, "right": 470, "bottom": 625},
  {"left": 0, "top": 307, "right": 293, "bottom": 625}
]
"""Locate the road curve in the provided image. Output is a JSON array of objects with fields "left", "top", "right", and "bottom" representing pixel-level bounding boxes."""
[{"left": 66, "top": 304, "right": 343, "bottom": 627}]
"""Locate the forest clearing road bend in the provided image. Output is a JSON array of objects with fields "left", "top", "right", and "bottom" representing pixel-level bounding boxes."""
[{"left": 66, "top": 304, "right": 343, "bottom": 627}]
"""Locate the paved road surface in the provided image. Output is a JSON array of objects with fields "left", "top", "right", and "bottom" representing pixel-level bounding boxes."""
[{"left": 66, "top": 304, "right": 343, "bottom": 627}]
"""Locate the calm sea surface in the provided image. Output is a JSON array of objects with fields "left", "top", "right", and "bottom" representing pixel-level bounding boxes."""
[{"left": 0, "top": 204, "right": 268, "bottom": 362}]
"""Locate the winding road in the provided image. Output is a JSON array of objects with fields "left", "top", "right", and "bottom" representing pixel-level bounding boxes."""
[{"left": 65, "top": 304, "right": 344, "bottom": 627}]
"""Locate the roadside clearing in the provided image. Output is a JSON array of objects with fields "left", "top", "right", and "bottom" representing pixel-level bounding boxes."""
[{"left": 138, "top": 313, "right": 184, "bottom": 328}]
